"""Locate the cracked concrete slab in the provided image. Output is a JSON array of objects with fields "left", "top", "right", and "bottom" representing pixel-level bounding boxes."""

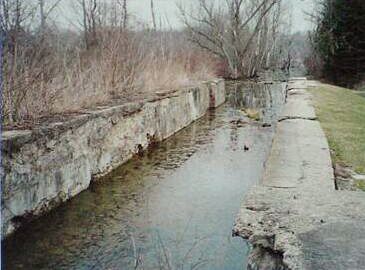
[
  {"left": 287, "top": 78, "right": 307, "bottom": 90},
  {"left": 280, "top": 89, "right": 317, "bottom": 121},
  {"left": 299, "top": 221, "right": 365, "bottom": 270},
  {"left": 234, "top": 78, "right": 365, "bottom": 270},
  {"left": 261, "top": 119, "right": 334, "bottom": 190}
]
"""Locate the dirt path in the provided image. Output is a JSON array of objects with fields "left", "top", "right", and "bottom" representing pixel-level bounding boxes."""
[{"left": 233, "top": 78, "right": 365, "bottom": 270}]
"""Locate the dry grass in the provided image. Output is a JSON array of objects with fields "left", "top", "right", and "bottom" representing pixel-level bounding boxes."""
[{"left": 2, "top": 30, "right": 218, "bottom": 128}]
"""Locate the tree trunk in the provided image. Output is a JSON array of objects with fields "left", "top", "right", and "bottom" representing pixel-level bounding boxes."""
[
  {"left": 81, "top": 0, "right": 89, "bottom": 48},
  {"left": 122, "top": 0, "right": 127, "bottom": 30},
  {"left": 38, "top": 0, "right": 47, "bottom": 34},
  {"left": 150, "top": 0, "right": 156, "bottom": 30}
]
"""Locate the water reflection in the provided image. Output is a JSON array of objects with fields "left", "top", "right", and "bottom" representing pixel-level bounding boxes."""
[
  {"left": 3, "top": 82, "right": 286, "bottom": 270},
  {"left": 227, "top": 81, "right": 286, "bottom": 124}
]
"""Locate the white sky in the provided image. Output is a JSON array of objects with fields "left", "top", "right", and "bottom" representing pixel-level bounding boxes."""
[{"left": 56, "top": 0, "right": 315, "bottom": 33}]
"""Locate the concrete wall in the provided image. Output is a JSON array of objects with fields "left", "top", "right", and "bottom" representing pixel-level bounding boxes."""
[{"left": 1, "top": 80, "right": 225, "bottom": 239}]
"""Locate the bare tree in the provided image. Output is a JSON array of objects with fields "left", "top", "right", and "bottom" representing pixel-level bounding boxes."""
[
  {"left": 121, "top": 0, "right": 127, "bottom": 29},
  {"left": 0, "top": 0, "right": 217, "bottom": 127},
  {"left": 179, "top": 0, "right": 281, "bottom": 78},
  {"left": 38, "top": 0, "right": 62, "bottom": 34},
  {"left": 0, "top": 0, "right": 29, "bottom": 123},
  {"left": 150, "top": 0, "right": 157, "bottom": 30},
  {"left": 0, "top": 0, "right": 59, "bottom": 124},
  {"left": 265, "top": 0, "right": 282, "bottom": 67},
  {"left": 248, "top": 0, "right": 283, "bottom": 77},
  {"left": 101, "top": 0, "right": 128, "bottom": 30},
  {"left": 77, "top": 0, "right": 131, "bottom": 47},
  {"left": 78, "top": 0, "right": 100, "bottom": 49}
]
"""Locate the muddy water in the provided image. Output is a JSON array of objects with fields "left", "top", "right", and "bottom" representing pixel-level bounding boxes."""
[{"left": 3, "top": 82, "right": 286, "bottom": 270}]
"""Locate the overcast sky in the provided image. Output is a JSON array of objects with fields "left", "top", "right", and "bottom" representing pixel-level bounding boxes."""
[
  {"left": 127, "top": 0, "right": 314, "bottom": 32},
  {"left": 57, "top": 0, "right": 315, "bottom": 33}
]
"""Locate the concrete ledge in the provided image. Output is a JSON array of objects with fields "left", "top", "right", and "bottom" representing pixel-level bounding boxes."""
[
  {"left": 1, "top": 79, "right": 225, "bottom": 239},
  {"left": 280, "top": 89, "right": 317, "bottom": 121},
  {"left": 233, "top": 78, "right": 365, "bottom": 270}
]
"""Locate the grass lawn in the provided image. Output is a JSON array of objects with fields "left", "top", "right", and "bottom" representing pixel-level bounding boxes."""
[
  {"left": 308, "top": 84, "right": 365, "bottom": 174},
  {"left": 356, "top": 91, "right": 365, "bottom": 99}
]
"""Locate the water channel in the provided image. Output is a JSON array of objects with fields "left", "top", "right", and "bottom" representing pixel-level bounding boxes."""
[{"left": 3, "top": 82, "right": 286, "bottom": 270}]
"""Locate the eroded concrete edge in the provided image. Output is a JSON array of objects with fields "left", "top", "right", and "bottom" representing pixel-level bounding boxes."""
[
  {"left": 1, "top": 79, "right": 225, "bottom": 239},
  {"left": 233, "top": 78, "right": 365, "bottom": 270}
]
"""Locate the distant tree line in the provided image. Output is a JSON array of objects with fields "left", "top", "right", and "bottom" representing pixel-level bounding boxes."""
[
  {"left": 0, "top": 0, "right": 216, "bottom": 126},
  {"left": 308, "top": 0, "right": 365, "bottom": 87},
  {"left": 0, "top": 0, "right": 292, "bottom": 127}
]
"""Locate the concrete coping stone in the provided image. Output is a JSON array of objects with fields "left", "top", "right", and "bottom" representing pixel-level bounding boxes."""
[{"left": 2, "top": 80, "right": 224, "bottom": 147}]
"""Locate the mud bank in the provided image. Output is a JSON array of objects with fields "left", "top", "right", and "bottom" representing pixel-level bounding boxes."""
[
  {"left": 1, "top": 80, "right": 225, "bottom": 239},
  {"left": 233, "top": 78, "right": 365, "bottom": 270}
]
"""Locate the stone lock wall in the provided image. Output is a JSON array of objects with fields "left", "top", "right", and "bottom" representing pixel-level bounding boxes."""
[{"left": 1, "top": 80, "right": 225, "bottom": 239}]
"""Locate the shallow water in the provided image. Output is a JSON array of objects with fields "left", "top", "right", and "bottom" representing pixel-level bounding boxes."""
[{"left": 3, "top": 82, "right": 286, "bottom": 270}]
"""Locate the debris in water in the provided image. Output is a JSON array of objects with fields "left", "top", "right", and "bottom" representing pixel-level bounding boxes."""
[
  {"left": 242, "top": 108, "right": 261, "bottom": 121},
  {"left": 230, "top": 119, "right": 248, "bottom": 127}
]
